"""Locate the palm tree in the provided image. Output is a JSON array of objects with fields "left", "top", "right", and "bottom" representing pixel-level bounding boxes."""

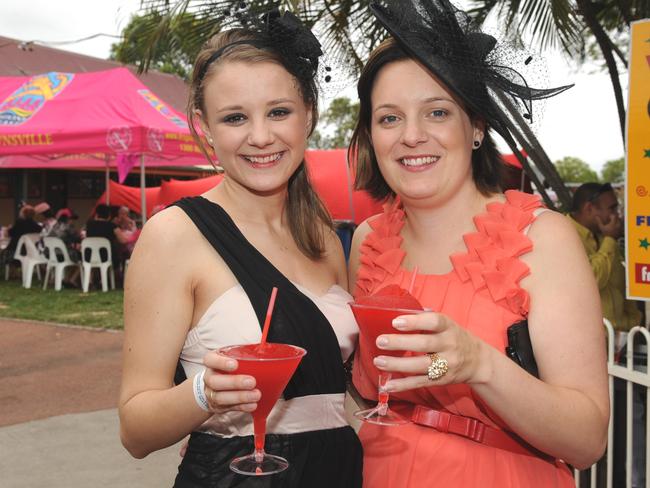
[
  {"left": 470, "top": 0, "right": 648, "bottom": 143},
  {"left": 135, "top": 1, "right": 379, "bottom": 74}
]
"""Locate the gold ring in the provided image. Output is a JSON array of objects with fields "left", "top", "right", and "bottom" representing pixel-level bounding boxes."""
[
  {"left": 209, "top": 389, "right": 217, "bottom": 403},
  {"left": 427, "top": 353, "right": 449, "bottom": 381}
]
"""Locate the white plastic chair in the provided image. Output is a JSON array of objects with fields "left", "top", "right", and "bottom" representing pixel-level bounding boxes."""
[
  {"left": 42, "top": 236, "right": 80, "bottom": 291},
  {"left": 81, "top": 237, "right": 115, "bottom": 293},
  {"left": 13, "top": 233, "right": 47, "bottom": 288}
]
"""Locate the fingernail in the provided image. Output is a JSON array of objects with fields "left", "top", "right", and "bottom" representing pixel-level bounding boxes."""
[
  {"left": 226, "top": 360, "right": 237, "bottom": 370},
  {"left": 382, "top": 382, "right": 395, "bottom": 392},
  {"left": 374, "top": 357, "right": 387, "bottom": 367},
  {"left": 377, "top": 336, "right": 388, "bottom": 347},
  {"left": 242, "top": 378, "right": 254, "bottom": 388},
  {"left": 392, "top": 318, "right": 407, "bottom": 329},
  {"left": 248, "top": 392, "right": 260, "bottom": 401}
]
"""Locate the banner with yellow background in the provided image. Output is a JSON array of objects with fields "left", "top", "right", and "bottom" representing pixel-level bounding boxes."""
[{"left": 626, "top": 19, "right": 650, "bottom": 299}]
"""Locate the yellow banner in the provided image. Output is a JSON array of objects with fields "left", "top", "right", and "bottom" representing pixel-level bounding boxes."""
[{"left": 626, "top": 19, "right": 650, "bottom": 299}]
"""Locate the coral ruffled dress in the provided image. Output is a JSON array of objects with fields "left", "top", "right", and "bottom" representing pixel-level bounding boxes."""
[{"left": 352, "top": 190, "right": 574, "bottom": 487}]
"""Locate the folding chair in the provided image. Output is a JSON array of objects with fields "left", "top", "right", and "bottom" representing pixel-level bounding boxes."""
[
  {"left": 42, "top": 236, "right": 81, "bottom": 291},
  {"left": 13, "top": 233, "right": 47, "bottom": 288},
  {"left": 81, "top": 237, "right": 115, "bottom": 292}
]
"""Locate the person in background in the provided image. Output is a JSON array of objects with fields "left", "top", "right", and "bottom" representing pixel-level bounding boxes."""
[
  {"left": 48, "top": 208, "right": 82, "bottom": 287},
  {"left": 568, "top": 182, "right": 641, "bottom": 332},
  {"left": 347, "top": 1, "right": 609, "bottom": 486},
  {"left": 0, "top": 205, "right": 43, "bottom": 278},
  {"left": 50, "top": 208, "right": 80, "bottom": 243},
  {"left": 37, "top": 205, "right": 57, "bottom": 236},
  {"left": 86, "top": 203, "right": 130, "bottom": 282},
  {"left": 112, "top": 205, "right": 139, "bottom": 258},
  {"left": 113, "top": 205, "right": 136, "bottom": 232},
  {"left": 6, "top": 205, "right": 42, "bottom": 256},
  {"left": 569, "top": 182, "right": 644, "bottom": 487}
]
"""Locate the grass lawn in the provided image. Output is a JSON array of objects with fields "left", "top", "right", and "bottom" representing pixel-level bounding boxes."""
[{"left": 0, "top": 279, "right": 124, "bottom": 329}]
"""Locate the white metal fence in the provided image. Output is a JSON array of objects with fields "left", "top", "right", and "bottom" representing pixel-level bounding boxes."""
[{"left": 575, "top": 319, "right": 649, "bottom": 488}]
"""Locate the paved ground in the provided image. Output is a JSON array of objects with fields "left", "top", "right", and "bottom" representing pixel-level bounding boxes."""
[{"left": 0, "top": 318, "right": 182, "bottom": 487}]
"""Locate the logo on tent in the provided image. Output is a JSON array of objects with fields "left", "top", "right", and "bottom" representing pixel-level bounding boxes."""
[
  {"left": 138, "top": 89, "right": 187, "bottom": 128},
  {"left": 0, "top": 72, "right": 74, "bottom": 126},
  {"left": 147, "top": 128, "right": 164, "bottom": 152},
  {"left": 106, "top": 126, "right": 133, "bottom": 152}
]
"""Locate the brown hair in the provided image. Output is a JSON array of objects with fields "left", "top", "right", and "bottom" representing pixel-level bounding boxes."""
[
  {"left": 188, "top": 29, "right": 333, "bottom": 260},
  {"left": 348, "top": 38, "right": 504, "bottom": 201}
]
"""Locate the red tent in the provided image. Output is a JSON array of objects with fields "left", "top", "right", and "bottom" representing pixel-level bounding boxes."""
[
  {"left": 96, "top": 150, "right": 384, "bottom": 223},
  {"left": 157, "top": 176, "right": 224, "bottom": 208},
  {"left": 95, "top": 148, "right": 532, "bottom": 220},
  {"left": 305, "top": 149, "right": 383, "bottom": 223},
  {"left": 96, "top": 180, "right": 161, "bottom": 216}
]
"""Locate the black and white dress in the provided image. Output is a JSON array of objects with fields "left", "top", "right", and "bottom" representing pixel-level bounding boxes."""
[{"left": 173, "top": 197, "right": 363, "bottom": 488}]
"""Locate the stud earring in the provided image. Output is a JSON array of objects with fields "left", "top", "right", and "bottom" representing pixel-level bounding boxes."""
[{"left": 473, "top": 140, "right": 481, "bottom": 149}]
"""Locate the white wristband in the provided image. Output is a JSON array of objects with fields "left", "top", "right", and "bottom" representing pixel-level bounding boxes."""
[{"left": 193, "top": 369, "right": 210, "bottom": 412}]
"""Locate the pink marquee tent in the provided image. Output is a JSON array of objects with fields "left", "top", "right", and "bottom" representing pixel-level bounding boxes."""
[
  {"left": 0, "top": 68, "right": 203, "bottom": 165},
  {"left": 0, "top": 68, "right": 208, "bottom": 218}
]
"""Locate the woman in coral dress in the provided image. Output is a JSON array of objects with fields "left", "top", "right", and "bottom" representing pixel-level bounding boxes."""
[{"left": 347, "top": 1, "right": 610, "bottom": 486}]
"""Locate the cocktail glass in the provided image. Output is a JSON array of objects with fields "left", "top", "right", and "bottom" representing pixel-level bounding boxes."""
[
  {"left": 350, "top": 302, "right": 425, "bottom": 426},
  {"left": 219, "top": 342, "right": 306, "bottom": 476}
]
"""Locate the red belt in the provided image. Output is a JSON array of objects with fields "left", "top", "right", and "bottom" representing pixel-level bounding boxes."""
[{"left": 411, "top": 405, "right": 553, "bottom": 460}]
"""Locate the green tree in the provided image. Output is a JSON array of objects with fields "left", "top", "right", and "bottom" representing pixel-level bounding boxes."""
[
  {"left": 600, "top": 156, "right": 625, "bottom": 183},
  {"left": 555, "top": 157, "right": 599, "bottom": 183},
  {"left": 310, "top": 97, "right": 359, "bottom": 149},
  {"left": 110, "top": 11, "right": 205, "bottom": 79}
]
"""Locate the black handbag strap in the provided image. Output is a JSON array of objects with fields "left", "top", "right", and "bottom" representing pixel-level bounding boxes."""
[{"left": 174, "top": 196, "right": 346, "bottom": 398}]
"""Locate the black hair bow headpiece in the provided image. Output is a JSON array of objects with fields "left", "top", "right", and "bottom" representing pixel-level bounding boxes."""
[{"left": 198, "top": 7, "right": 323, "bottom": 89}]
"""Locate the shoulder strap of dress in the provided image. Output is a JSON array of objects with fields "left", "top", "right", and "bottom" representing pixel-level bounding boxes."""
[
  {"left": 523, "top": 208, "right": 551, "bottom": 236},
  {"left": 174, "top": 196, "right": 346, "bottom": 398}
]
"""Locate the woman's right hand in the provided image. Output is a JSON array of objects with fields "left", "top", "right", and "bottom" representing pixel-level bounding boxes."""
[{"left": 202, "top": 351, "right": 261, "bottom": 413}]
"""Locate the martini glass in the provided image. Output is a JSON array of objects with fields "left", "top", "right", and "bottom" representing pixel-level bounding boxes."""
[
  {"left": 219, "top": 342, "right": 306, "bottom": 476},
  {"left": 350, "top": 302, "right": 425, "bottom": 426}
]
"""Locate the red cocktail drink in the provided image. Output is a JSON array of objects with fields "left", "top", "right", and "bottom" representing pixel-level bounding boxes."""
[
  {"left": 219, "top": 342, "right": 306, "bottom": 476},
  {"left": 351, "top": 286, "right": 425, "bottom": 426}
]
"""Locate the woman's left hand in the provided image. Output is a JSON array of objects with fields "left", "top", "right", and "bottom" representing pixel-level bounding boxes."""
[{"left": 374, "top": 312, "right": 489, "bottom": 392}]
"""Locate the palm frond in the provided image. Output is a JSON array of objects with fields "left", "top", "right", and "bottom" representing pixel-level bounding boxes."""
[
  {"left": 469, "top": 0, "right": 584, "bottom": 56},
  {"left": 132, "top": 0, "right": 384, "bottom": 77}
]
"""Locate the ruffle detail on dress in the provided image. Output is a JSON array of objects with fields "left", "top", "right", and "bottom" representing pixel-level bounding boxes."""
[
  {"left": 353, "top": 190, "right": 543, "bottom": 315},
  {"left": 355, "top": 199, "right": 406, "bottom": 296},
  {"left": 451, "top": 190, "right": 542, "bottom": 316}
]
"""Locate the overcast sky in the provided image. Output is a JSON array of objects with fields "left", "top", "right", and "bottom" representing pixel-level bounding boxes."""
[{"left": 0, "top": 0, "right": 626, "bottom": 172}]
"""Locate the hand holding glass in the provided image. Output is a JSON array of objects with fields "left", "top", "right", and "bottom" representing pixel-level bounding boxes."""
[
  {"left": 219, "top": 342, "right": 306, "bottom": 475},
  {"left": 350, "top": 303, "right": 426, "bottom": 426}
]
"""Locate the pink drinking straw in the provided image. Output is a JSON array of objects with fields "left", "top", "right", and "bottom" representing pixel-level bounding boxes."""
[
  {"left": 260, "top": 287, "right": 278, "bottom": 345},
  {"left": 408, "top": 267, "right": 419, "bottom": 294}
]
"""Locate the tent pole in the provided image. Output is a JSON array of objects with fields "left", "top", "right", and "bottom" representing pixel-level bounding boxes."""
[
  {"left": 344, "top": 151, "right": 355, "bottom": 224},
  {"left": 105, "top": 156, "right": 110, "bottom": 206},
  {"left": 140, "top": 154, "right": 147, "bottom": 225}
]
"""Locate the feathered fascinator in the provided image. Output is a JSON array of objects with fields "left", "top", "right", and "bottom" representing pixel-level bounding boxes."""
[
  {"left": 198, "top": 5, "right": 325, "bottom": 90},
  {"left": 370, "top": 0, "right": 573, "bottom": 147}
]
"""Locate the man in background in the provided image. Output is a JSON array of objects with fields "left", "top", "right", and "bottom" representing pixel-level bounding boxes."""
[
  {"left": 569, "top": 182, "right": 644, "bottom": 487},
  {"left": 568, "top": 182, "right": 641, "bottom": 331}
]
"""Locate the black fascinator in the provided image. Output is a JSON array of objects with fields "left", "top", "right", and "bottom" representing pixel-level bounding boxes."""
[
  {"left": 370, "top": 0, "right": 573, "bottom": 147},
  {"left": 198, "top": 6, "right": 324, "bottom": 92}
]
